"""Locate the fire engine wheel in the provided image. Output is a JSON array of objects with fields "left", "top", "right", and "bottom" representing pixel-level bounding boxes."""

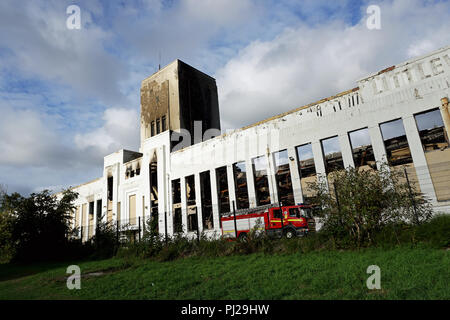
[
  {"left": 284, "top": 228, "right": 296, "bottom": 239},
  {"left": 238, "top": 232, "right": 248, "bottom": 242}
]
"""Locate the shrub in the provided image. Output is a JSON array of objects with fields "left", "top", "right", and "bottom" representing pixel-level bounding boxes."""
[{"left": 309, "top": 164, "right": 433, "bottom": 247}]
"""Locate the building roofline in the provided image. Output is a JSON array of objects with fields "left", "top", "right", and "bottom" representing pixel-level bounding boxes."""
[
  {"left": 141, "top": 59, "right": 216, "bottom": 84},
  {"left": 172, "top": 86, "right": 359, "bottom": 154},
  {"left": 358, "top": 45, "right": 450, "bottom": 82}
]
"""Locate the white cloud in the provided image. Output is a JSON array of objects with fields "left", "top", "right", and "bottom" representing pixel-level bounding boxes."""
[
  {"left": 75, "top": 107, "right": 139, "bottom": 154},
  {"left": 215, "top": 0, "right": 450, "bottom": 130},
  {"left": 0, "top": 0, "right": 128, "bottom": 106}
]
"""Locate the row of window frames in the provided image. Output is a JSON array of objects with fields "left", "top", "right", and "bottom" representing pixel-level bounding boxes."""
[
  {"left": 150, "top": 115, "right": 167, "bottom": 137},
  {"left": 170, "top": 107, "right": 447, "bottom": 201}
]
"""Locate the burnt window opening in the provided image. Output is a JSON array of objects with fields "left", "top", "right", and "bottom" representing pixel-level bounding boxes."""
[
  {"left": 216, "top": 166, "right": 230, "bottom": 225},
  {"left": 89, "top": 201, "right": 94, "bottom": 216},
  {"left": 162, "top": 115, "right": 167, "bottom": 132},
  {"left": 415, "top": 108, "right": 450, "bottom": 201},
  {"left": 156, "top": 118, "right": 161, "bottom": 134},
  {"left": 96, "top": 199, "right": 102, "bottom": 220},
  {"left": 296, "top": 143, "right": 317, "bottom": 204},
  {"left": 107, "top": 176, "right": 113, "bottom": 201},
  {"left": 187, "top": 206, "right": 198, "bottom": 232},
  {"left": 186, "top": 175, "right": 198, "bottom": 232},
  {"left": 415, "top": 108, "right": 449, "bottom": 152},
  {"left": 233, "top": 161, "right": 249, "bottom": 209},
  {"left": 200, "top": 171, "right": 214, "bottom": 230},
  {"left": 151, "top": 121, "right": 155, "bottom": 137},
  {"left": 185, "top": 175, "right": 196, "bottom": 206},
  {"left": 172, "top": 179, "right": 181, "bottom": 204},
  {"left": 349, "top": 128, "right": 377, "bottom": 170},
  {"left": 380, "top": 119, "right": 413, "bottom": 167},
  {"left": 173, "top": 207, "right": 183, "bottom": 233},
  {"left": 321, "top": 136, "right": 345, "bottom": 174},
  {"left": 149, "top": 162, "right": 159, "bottom": 230},
  {"left": 172, "top": 178, "right": 182, "bottom": 234},
  {"left": 274, "top": 150, "right": 295, "bottom": 206},
  {"left": 252, "top": 156, "right": 271, "bottom": 206}
]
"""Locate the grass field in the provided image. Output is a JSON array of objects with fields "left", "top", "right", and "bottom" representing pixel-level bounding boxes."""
[{"left": 0, "top": 245, "right": 448, "bottom": 300}]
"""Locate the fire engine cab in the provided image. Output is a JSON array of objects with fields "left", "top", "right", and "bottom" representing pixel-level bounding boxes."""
[{"left": 220, "top": 204, "right": 314, "bottom": 241}]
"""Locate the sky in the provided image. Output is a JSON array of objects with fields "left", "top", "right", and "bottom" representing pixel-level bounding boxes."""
[{"left": 0, "top": 0, "right": 450, "bottom": 195}]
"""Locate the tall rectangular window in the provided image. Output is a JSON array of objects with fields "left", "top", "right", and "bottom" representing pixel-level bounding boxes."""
[
  {"left": 233, "top": 161, "right": 249, "bottom": 209},
  {"left": 349, "top": 128, "right": 376, "bottom": 170},
  {"left": 185, "top": 175, "right": 198, "bottom": 232},
  {"left": 200, "top": 171, "right": 214, "bottom": 230},
  {"left": 151, "top": 121, "right": 155, "bottom": 137},
  {"left": 252, "top": 156, "right": 271, "bottom": 206},
  {"left": 96, "top": 199, "right": 102, "bottom": 220},
  {"left": 172, "top": 179, "right": 181, "bottom": 204},
  {"left": 296, "top": 143, "right": 316, "bottom": 204},
  {"left": 216, "top": 166, "right": 230, "bottom": 216},
  {"left": 380, "top": 119, "right": 421, "bottom": 193},
  {"left": 379, "top": 119, "right": 412, "bottom": 166},
  {"left": 172, "top": 179, "right": 183, "bottom": 233},
  {"left": 415, "top": 108, "right": 448, "bottom": 151},
  {"left": 274, "top": 150, "right": 294, "bottom": 206},
  {"left": 162, "top": 115, "right": 167, "bottom": 131},
  {"left": 172, "top": 179, "right": 182, "bottom": 233},
  {"left": 415, "top": 108, "right": 450, "bottom": 201},
  {"left": 321, "top": 136, "right": 345, "bottom": 173},
  {"left": 156, "top": 118, "right": 161, "bottom": 134}
]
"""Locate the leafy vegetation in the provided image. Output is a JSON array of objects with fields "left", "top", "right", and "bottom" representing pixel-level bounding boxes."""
[{"left": 309, "top": 165, "right": 433, "bottom": 247}]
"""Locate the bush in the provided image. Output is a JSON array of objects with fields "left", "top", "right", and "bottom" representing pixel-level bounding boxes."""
[{"left": 309, "top": 164, "right": 433, "bottom": 247}]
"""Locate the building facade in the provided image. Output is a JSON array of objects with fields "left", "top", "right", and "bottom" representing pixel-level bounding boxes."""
[{"left": 69, "top": 46, "right": 450, "bottom": 240}]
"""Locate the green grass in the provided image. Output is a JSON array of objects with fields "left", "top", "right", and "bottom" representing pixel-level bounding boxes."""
[{"left": 0, "top": 245, "right": 448, "bottom": 300}]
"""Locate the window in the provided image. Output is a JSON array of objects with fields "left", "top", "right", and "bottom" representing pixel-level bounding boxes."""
[
  {"left": 200, "top": 171, "right": 214, "bottom": 230},
  {"left": 273, "top": 209, "right": 282, "bottom": 219},
  {"left": 274, "top": 150, "right": 294, "bottom": 206},
  {"left": 96, "top": 199, "right": 102, "bottom": 220},
  {"left": 415, "top": 108, "right": 448, "bottom": 152},
  {"left": 233, "top": 161, "right": 249, "bottom": 209},
  {"left": 173, "top": 208, "right": 182, "bottom": 233},
  {"left": 216, "top": 166, "right": 230, "bottom": 217},
  {"left": 185, "top": 175, "right": 196, "bottom": 206},
  {"left": 156, "top": 118, "right": 161, "bottom": 134},
  {"left": 162, "top": 115, "right": 167, "bottom": 131},
  {"left": 289, "top": 207, "right": 300, "bottom": 218},
  {"left": 349, "top": 128, "right": 376, "bottom": 170},
  {"left": 151, "top": 121, "right": 155, "bottom": 137},
  {"left": 296, "top": 143, "right": 317, "bottom": 204},
  {"left": 252, "top": 156, "right": 270, "bottom": 206},
  {"left": 415, "top": 108, "right": 450, "bottom": 201},
  {"left": 321, "top": 136, "right": 345, "bottom": 173},
  {"left": 107, "top": 176, "right": 113, "bottom": 201},
  {"left": 380, "top": 119, "right": 412, "bottom": 166},
  {"left": 172, "top": 179, "right": 181, "bottom": 204}
]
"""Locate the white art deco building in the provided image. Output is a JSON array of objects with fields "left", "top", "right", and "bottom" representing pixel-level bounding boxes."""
[{"left": 68, "top": 46, "right": 450, "bottom": 240}]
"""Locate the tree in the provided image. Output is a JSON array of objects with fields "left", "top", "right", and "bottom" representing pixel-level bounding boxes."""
[
  {"left": 0, "top": 185, "right": 16, "bottom": 262},
  {"left": 3, "top": 189, "right": 79, "bottom": 262},
  {"left": 309, "top": 164, "right": 433, "bottom": 247}
]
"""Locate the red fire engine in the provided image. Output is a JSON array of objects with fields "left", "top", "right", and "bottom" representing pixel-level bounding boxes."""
[{"left": 220, "top": 203, "right": 314, "bottom": 241}]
